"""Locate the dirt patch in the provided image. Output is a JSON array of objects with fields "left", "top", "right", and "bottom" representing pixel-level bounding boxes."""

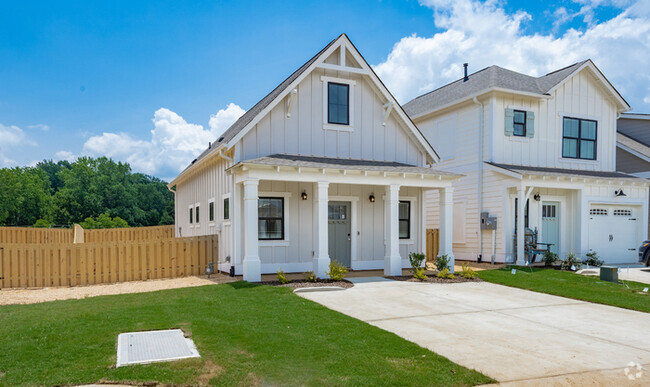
[
  {"left": 197, "top": 360, "right": 224, "bottom": 386},
  {"left": 0, "top": 274, "right": 236, "bottom": 306},
  {"left": 387, "top": 274, "right": 482, "bottom": 284},
  {"left": 260, "top": 279, "right": 353, "bottom": 289}
]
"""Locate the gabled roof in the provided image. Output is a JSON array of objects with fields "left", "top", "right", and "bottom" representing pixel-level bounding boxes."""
[
  {"left": 617, "top": 132, "right": 650, "bottom": 162},
  {"left": 487, "top": 162, "right": 643, "bottom": 181},
  {"left": 171, "top": 34, "right": 439, "bottom": 186},
  {"left": 404, "top": 60, "right": 629, "bottom": 119}
]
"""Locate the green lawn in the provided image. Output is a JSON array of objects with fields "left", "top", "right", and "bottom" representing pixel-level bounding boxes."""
[
  {"left": 0, "top": 282, "right": 492, "bottom": 386},
  {"left": 477, "top": 266, "right": 650, "bottom": 313}
]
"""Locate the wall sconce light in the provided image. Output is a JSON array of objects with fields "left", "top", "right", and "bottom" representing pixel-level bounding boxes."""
[
  {"left": 533, "top": 192, "right": 541, "bottom": 201},
  {"left": 301, "top": 191, "right": 308, "bottom": 200},
  {"left": 614, "top": 189, "right": 626, "bottom": 197},
  {"left": 369, "top": 194, "right": 375, "bottom": 203}
]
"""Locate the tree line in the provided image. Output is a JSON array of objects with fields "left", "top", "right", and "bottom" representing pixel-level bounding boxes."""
[{"left": 0, "top": 157, "right": 174, "bottom": 228}]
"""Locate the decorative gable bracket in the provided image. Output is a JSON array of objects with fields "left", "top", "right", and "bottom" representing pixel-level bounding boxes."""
[
  {"left": 382, "top": 102, "right": 394, "bottom": 126},
  {"left": 286, "top": 89, "right": 297, "bottom": 118}
]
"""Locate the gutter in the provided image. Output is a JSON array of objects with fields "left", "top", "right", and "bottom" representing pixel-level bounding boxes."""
[{"left": 472, "top": 97, "right": 484, "bottom": 262}]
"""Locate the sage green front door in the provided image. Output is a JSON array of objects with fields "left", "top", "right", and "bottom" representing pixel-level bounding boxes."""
[
  {"left": 541, "top": 202, "right": 559, "bottom": 255},
  {"left": 328, "top": 201, "right": 351, "bottom": 268}
]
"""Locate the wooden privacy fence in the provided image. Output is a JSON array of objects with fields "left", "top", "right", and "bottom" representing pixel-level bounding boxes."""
[
  {"left": 426, "top": 228, "right": 439, "bottom": 264},
  {"left": 0, "top": 227, "right": 73, "bottom": 244},
  {"left": 0, "top": 225, "right": 175, "bottom": 244},
  {"left": 0, "top": 235, "right": 217, "bottom": 289},
  {"left": 84, "top": 225, "right": 175, "bottom": 243}
]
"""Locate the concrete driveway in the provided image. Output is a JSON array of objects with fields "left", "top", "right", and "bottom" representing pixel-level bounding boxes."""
[
  {"left": 299, "top": 278, "right": 650, "bottom": 385},
  {"left": 618, "top": 267, "right": 650, "bottom": 285}
]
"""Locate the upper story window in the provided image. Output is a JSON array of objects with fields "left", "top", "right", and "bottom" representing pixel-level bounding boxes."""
[
  {"left": 195, "top": 204, "right": 200, "bottom": 224},
  {"left": 223, "top": 197, "right": 230, "bottom": 220},
  {"left": 562, "top": 117, "right": 597, "bottom": 160},
  {"left": 189, "top": 206, "right": 193, "bottom": 224},
  {"left": 513, "top": 110, "right": 526, "bottom": 137},
  {"left": 328, "top": 83, "right": 349, "bottom": 125},
  {"left": 209, "top": 200, "right": 215, "bottom": 222},
  {"left": 258, "top": 197, "right": 284, "bottom": 240}
]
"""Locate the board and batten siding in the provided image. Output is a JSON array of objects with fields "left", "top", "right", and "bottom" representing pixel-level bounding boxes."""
[
  {"left": 491, "top": 70, "right": 617, "bottom": 171},
  {"left": 236, "top": 67, "right": 426, "bottom": 166}
]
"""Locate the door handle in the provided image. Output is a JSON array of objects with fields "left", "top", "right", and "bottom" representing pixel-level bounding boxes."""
[{"left": 347, "top": 233, "right": 351, "bottom": 241}]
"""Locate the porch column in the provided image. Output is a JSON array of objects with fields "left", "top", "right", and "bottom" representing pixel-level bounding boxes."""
[
  {"left": 384, "top": 184, "right": 402, "bottom": 276},
  {"left": 439, "top": 186, "right": 455, "bottom": 272},
  {"left": 243, "top": 178, "right": 261, "bottom": 282},
  {"left": 313, "top": 181, "right": 330, "bottom": 278},
  {"left": 516, "top": 186, "right": 525, "bottom": 265}
]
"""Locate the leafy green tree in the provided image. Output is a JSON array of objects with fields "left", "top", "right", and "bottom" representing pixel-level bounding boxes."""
[
  {"left": 80, "top": 213, "right": 129, "bottom": 229},
  {"left": 0, "top": 167, "right": 52, "bottom": 226},
  {"left": 35, "top": 160, "right": 71, "bottom": 193}
]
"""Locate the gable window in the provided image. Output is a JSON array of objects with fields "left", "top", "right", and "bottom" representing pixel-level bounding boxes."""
[
  {"left": 258, "top": 197, "right": 284, "bottom": 240},
  {"left": 399, "top": 201, "right": 411, "bottom": 239},
  {"left": 223, "top": 198, "right": 230, "bottom": 220},
  {"left": 209, "top": 200, "right": 215, "bottom": 222},
  {"left": 513, "top": 110, "right": 526, "bottom": 136},
  {"left": 328, "top": 82, "right": 349, "bottom": 125},
  {"left": 562, "top": 117, "right": 597, "bottom": 160}
]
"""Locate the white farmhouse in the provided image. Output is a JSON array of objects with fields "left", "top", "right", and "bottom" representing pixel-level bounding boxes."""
[
  {"left": 168, "top": 34, "right": 459, "bottom": 281},
  {"left": 405, "top": 61, "right": 649, "bottom": 265}
]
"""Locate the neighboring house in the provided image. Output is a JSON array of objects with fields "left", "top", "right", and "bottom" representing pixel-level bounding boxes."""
[
  {"left": 404, "top": 61, "right": 649, "bottom": 265},
  {"left": 616, "top": 113, "right": 650, "bottom": 237},
  {"left": 168, "top": 34, "right": 460, "bottom": 282}
]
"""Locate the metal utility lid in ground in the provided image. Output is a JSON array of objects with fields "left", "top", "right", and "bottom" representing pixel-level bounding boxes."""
[{"left": 116, "top": 329, "right": 200, "bottom": 368}]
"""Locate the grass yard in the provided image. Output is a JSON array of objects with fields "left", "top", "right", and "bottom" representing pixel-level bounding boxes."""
[
  {"left": 477, "top": 266, "right": 650, "bottom": 313},
  {"left": 0, "top": 282, "right": 492, "bottom": 386}
]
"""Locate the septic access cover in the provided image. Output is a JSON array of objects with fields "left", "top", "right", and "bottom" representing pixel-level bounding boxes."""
[{"left": 116, "top": 329, "right": 200, "bottom": 367}]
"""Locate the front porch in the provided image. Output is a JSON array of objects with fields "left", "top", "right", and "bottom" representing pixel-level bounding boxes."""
[{"left": 226, "top": 154, "right": 460, "bottom": 282}]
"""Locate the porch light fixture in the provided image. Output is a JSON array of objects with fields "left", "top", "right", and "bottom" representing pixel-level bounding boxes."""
[
  {"left": 533, "top": 192, "right": 541, "bottom": 201},
  {"left": 301, "top": 191, "right": 308, "bottom": 200},
  {"left": 369, "top": 194, "right": 376, "bottom": 203},
  {"left": 615, "top": 189, "right": 626, "bottom": 197}
]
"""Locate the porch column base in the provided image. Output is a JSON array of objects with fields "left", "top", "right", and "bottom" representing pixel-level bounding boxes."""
[
  {"left": 384, "top": 255, "right": 402, "bottom": 276},
  {"left": 243, "top": 256, "right": 261, "bottom": 282},
  {"left": 313, "top": 255, "right": 330, "bottom": 279}
]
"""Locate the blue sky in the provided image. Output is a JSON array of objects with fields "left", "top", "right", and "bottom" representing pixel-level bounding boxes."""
[{"left": 1, "top": 0, "right": 648, "bottom": 180}]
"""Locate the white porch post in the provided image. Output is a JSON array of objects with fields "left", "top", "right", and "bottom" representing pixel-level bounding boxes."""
[
  {"left": 313, "top": 181, "right": 330, "bottom": 278},
  {"left": 516, "top": 186, "right": 525, "bottom": 265},
  {"left": 384, "top": 184, "right": 402, "bottom": 276},
  {"left": 242, "top": 178, "right": 261, "bottom": 282},
  {"left": 439, "top": 186, "right": 455, "bottom": 272}
]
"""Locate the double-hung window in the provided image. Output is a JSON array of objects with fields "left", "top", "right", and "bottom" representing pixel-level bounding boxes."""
[
  {"left": 327, "top": 82, "right": 349, "bottom": 125},
  {"left": 513, "top": 110, "right": 526, "bottom": 136},
  {"left": 399, "top": 201, "right": 411, "bottom": 239},
  {"left": 258, "top": 197, "right": 284, "bottom": 240},
  {"left": 562, "top": 117, "right": 597, "bottom": 160}
]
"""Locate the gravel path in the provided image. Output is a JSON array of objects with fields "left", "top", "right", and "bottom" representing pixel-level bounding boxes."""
[{"left": 0, "top": 274, "right": 236, "bottom": 306}]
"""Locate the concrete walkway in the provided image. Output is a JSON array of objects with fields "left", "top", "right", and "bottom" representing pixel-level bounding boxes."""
[{"left": 299, "top": 277, "right": 650, "bottom": 385}]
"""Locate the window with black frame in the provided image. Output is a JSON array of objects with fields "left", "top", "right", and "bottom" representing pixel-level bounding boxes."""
[
  {"left": 399, "top": 201, "right": 410, "bottom": 239},
  {"left": 258, "top": 197, "right": 284, "bottom": 240},
  {"left": 189, "top": 207, "right": 193, "bottom": 224},
  {"left": 328, "top": 82, "right": 349, "bottom": 125},
  {"left": 562, "top": 117, "right": 597, "bottom": 160},
  {"left": 209, "top": 201, "right": 215, "bottom": 222},
  {"left": 513, "top": 110, "right": 526, "bottom": 136},
  {"left": 223, "top": 198, "right": 230, "bottom": 220}
]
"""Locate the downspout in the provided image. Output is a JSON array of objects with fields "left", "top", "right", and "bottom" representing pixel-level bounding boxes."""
[
  {"left": 218, "top": 148, "right": 234, "bottom": 163},
  {"left": 472, "top": 97, "right": 484, "bottom": 262}
]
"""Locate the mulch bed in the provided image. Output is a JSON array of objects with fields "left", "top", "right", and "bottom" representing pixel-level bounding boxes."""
[
  {"left": 260, "top": 279, "right": 354, "bottom": 289},
  {"left": 387, "top": 274, "right": 482, "bottom": 284}
]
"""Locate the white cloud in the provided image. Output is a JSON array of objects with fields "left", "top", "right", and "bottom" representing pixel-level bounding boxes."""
[
  {"left": 82, "top": 104, "right": 244, "bottom": 179},
  {"left": 28, "top": 124, "right": 49, "bottom": 131},
  {"left": 374, "top": 0, "right": 650, "bottom": 112},
  {"left": 54, "top": 150, "right": 76, "bottom": 162},
  {"left": 0, "top": 124, "right": 36, "bottom": 167}
]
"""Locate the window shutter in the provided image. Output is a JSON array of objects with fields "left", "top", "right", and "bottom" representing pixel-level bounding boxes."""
[
  {"left": 505, "top": 108, "right": 514, "bottom": 136},
  {"left": 526, "top": 111, "right": 535, "bottom": 138}
]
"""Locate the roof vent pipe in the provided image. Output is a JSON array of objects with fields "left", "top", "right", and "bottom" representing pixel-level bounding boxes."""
[{"left": 463, "top": 63, "right": 469, "bottom": 82}]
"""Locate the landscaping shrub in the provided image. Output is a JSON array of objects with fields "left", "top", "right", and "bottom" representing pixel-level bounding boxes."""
[
  {"left": 436, "top": 268, "right": 455, "bottom": 279},
  {"left": 327, "top": 260, "right": 348, "bottom": 281},
  {"left": 304, "top": 271, "right": 317, "bottom": 282},
  {"left": 584, "top": 251, "right": 604, "bottom": 267},
  {"left": 459, "top": 262, "right": 476, "bottom": 279},
  {"left": 436, "top": 254, "right": 451, "bottom": 271},
  {"left": 409, "top": 252, "right": 427, "bottom": 280},
  {"left": 541, "top": 251, "right": 558, "bottom": 267},
  {"left": 561, "top": 252, "right": 582, "bottom": 271},
  {"left": 276, "top": 270, "right": 290, "bottom": 284}
]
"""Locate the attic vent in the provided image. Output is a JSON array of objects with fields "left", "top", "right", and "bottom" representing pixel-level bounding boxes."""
[
  {"left": 463, "top": 63, "right": 469, "bottom": 82},
  {"left": 191, "top": 159, "right": 197, "bottom": 164},
  {"left": 208, "top": 142, "right": 211, "bottom": 149},
  {"left": 218, "top": 136, "right": 224, "bottom": 142}
]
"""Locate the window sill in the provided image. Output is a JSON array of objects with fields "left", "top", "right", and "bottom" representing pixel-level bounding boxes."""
[
  {"left": 558, "top": 158, "right": 598, "bottom": 164},
  {"left": 208, "top": 222, "right": 215, "bottom": 227},
  {"left": 323, "top": 124, "right": 353, "bottom": 132},
  {"left": 259, "top": 240, "right": 291, "bottom": 247},
  {"left": 399, "top": 239, "right": 414, "bottom": 245},
  {"left": 222, "top": 220, "right": 231, "bottom": 225}
]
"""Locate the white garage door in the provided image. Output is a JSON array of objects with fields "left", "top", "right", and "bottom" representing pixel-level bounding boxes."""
[{"left": 588, "top": 205, "right": 640, "bottom": 264}]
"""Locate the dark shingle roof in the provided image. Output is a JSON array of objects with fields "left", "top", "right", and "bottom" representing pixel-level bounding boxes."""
[
  {"left": 403, "top": 61, "right": 588, "bottom": 117},
  {"left": 488, "top": 162, "right": 643, "bottom": 180},
  {"left": 232, "top": 154, "right": 460, "bottom": 176}
]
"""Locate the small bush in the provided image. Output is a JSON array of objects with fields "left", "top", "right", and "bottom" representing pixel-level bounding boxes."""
[
  {"left": 541, "top": 251, "right": 558, "bottom": 267},
  {"left": 413, "top": 267, "right": 428, "bottom": 281},
  {"left": 584, "top": 251, "right": 604, "bottom": 267},
  {"left": 304, "top": 271, "right": 318, "bottom": 282},
  {"left": 436, "top": 254, "right": 451, "bottom": 272},
  {"left": 276, "top": 270, "right": 290, "bottom": 284},
  {"left": 436, "top": 268, "right": 455, "bottom": 279},
  {"left": 327, "top": 260, "right": 348, "bottom": 281},
  {"left": 33, "top": 218, "right": 54, "bottom": 228},
  {"left": 561, "top": 252, "right": 582, "bottom": 271},
  {"left": 459, "top": 262, "right": 476, "bottom": 279}
]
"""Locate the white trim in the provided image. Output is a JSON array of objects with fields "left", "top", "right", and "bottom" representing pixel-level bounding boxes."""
[
  {"left": 398, "top": 196, "right": 416, "bottom": 245},
  {"left": 221, "top": 193, "right": 231, "bottom": 224},
  {"left": 316, "top": 62, "right": 368, "bottom": 75},
  {"left": 329, "top": 196, "right": 358, "bottom": 265},
  {"left": 194, "top": 202, "right": 201, "bottom": 226},
  {"left": 258, "top": 191, "right": 291, "bottom": 246},
  {"left": 617, "top": 142, "right": 650, "bottom": 164},
  {"left": 321, "top": 76, "right": 356, "bottom": 132},
  {"left": 620, "top": 113, "right": 650, "bottom": 120}
]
